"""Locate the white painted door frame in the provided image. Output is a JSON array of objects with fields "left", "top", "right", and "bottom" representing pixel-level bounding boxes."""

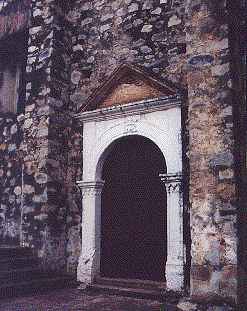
[{"left": 74, "top": 95, "right": 185, "bottom": 291}]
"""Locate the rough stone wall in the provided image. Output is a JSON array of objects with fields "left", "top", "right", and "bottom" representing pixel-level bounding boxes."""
[
  {"left": 69, "top": 0, "right": 187, "bottom": 109},
  {"left": 0, "top": 1, "right": 30, "bottom": 246},
  {"left": 0, "top": 114, "right": 24, "bottom": 246},
  {"left": 186, "top": 0, "right": 237, "bottom": 303},
  {"left": 0, "top": 0, "right": 245, "bottom": 302},
  {"left": 19, "top": 0, "right": 81, "bottom": 274},
  {"left": 0, "top": 0, "right": 82, "bottom": 277},
  {"left": 0, "top": 0, "right": 30, "bottom": 40},
  {"left": 67, "top": 0, "right": 240, "bottom": 302},
  {"left": 66, "top": 0, "right": 190, "bottom": 278},
  {"left": 67, "top": 0, "right": 190, "bottom": 279}
]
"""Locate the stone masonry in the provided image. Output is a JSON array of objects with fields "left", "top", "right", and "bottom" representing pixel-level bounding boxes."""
[{"left": 0, "top": 0, "right": 246, "bottom": 307}]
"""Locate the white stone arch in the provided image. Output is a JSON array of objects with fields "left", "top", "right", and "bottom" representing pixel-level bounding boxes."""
[
  {"left": 83, "top": 110, "right": 182, "bottom": 182},
  {"left": 95, "top": 130, "right": 169, "bottom": 182},
  {"left": 75, "top": 98, "right": 185, "bottom": 291}
]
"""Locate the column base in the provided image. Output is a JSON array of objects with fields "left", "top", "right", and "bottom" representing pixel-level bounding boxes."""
[
  {"left": 165, "top": 262, "right": 184, "bottom": 291},
  {"left": 77, "top": 254, "right": 100, "bottom": 284}
]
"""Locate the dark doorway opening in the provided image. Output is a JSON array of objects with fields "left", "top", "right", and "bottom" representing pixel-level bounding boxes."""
[{"left": 100, "top": 135, "right": 167, "bottom": 282}]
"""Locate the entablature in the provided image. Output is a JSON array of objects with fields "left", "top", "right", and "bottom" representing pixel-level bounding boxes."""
[{"left": 74, "top": 94, "right": 182, "bottom": 123}]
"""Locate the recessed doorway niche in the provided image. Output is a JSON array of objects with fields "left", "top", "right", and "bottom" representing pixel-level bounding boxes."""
[{"left": 100, "top": 135, "right": 167, "bottom": 282}]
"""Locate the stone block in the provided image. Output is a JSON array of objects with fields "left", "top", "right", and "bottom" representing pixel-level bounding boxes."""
[
  {"left": 207, "top": 153, "right": 233, "bottom": 166},
  {"left": 191, "top": 280, "right": 213, "bottom": 300},
  {"left": 24, "top": 118, "right": 33, "bottom": 129},
  {"left": 8, "top": 144, "right": 16, "bottom": 152},
  {"left": 34, "top": 172, "right": 48, "bottom": 184},
  {"left": 10, "top": 124, "right": 17, "bottom": 134},
  {"left": 34, "top": 214, "right": 48, "bottom": 221},
  {"left": 100, "top": 24, "right": 110, "bottom": 33},
  {"left": 116, "top": 7, "right": 127, "bottom": 17},
  {"left": 133, "top": 19, "right": 143, "bottom": 27},
  {"left": 39, "top": 48, "right": 52, "bottom": 62},
  {"left": 17, "top": 114, "right": 25, "bottom": 122},
  {"left": 133, "top": 38, "right": 145, "bottom": 46},
  {"left": 81, "top": 18, "right": 93, "bottom": 27},
  {"left": 205, "top": 38, "right": 229, "bottom": 53},
  {"left": 140, "top": 46, "right": 152, "bottom": 54},
  {"left": 37, "top": 106, "right": 49, "bottom": 116},
  {"left": 0, "top": 143, "right": 6, "bottom": 150},
  {"left": 211, "top": 270, "right": 222, "bottom": 293},
  {"left": 151, "top": 7, "right": 162, "bottom": 15},
  {"left": 168, "top": 15, "right": 181, "bottom": 27},
  {"left": 14, "top": 186, "right": 21, "bottom": 196},
  {"left": 187, "top": 71, "right": 205, "bottom": 85},
  {"left": 141, "top": 24, "right": 153, "bottom": 32},
  {"left": 219, "top": 106, "right": 232, "bottom": 119},
  {"left": 225, "top": 248, "right": 237, "bottom": 265},
  {"left": 36, "top": 128, "right": 48, "bottom": 138},
  {"left": 41, "top": 205, "right": 56, "bottom": 212},
  {"left": 29, "top": 26, "right": 42, "bottom": 35},
  {"left": 188, "top": 54, "right": 215, "bottom": 67},
  {"left": 219, "top": 274, "right": 237, "bottom": 301},
  {"left": 219, "top": 169, "right": 234, "bottom": 180},
  {"left": 128, "top": 3, "right": 138, "bottom": 12},
  {"left": 23, "top": 185, "right": 35, "bottom": 194},
  {"left": 101, "top": 13, "right": 114, "bottom": 22},
  {"left": 177, "top": 301, "right": 198, "bottom": 310},
  {"left": 151, "top": 31, "right": 167, "bottom": 41},
  {"left": 71, "top": 70, "right": 82, "bottom": 85},
  {"left": 33, "top": 194, "right": 47, "bottom": 203},
  {"left": 48, "top": 97, "right": 64, "bottom": 108},
  {"left": 221, "top": 265, "right": 237, "bottom": 279},
  {"left": 215, "top": 183, "right": 235, "bottom": 200},
  {"left": 25, "top": 104, "right": 35, "bottom": 112},
  {"left": 191, "top": 265, "right": 213, "bottom": 282},
  {"left": 23, "top": 205, "right": 35, "bottom": 213},
  {"left": 142, "top": 0, "right": 153, "bottom": 10},
  {"left": 212, "top": 63, "right": 229, "bottom": 76}
]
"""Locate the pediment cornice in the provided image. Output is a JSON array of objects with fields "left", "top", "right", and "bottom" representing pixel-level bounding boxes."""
[
  {"left": 74, "top": 95, "right": 182, "bottom": 123},
  {"left": 78, "top": 62, "right": 179, "bottom": 113}
]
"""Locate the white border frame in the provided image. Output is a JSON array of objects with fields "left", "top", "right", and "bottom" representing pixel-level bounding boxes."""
[{"left": 75, "top": 96, "right": 185, "bottom": 291}]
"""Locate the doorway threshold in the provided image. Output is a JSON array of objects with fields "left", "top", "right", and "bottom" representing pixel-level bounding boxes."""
[{"left": 84, "top": 277, "right": 183, "bottom": 303}]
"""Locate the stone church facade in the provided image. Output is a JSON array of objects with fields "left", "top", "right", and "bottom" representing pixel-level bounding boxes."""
[{"left": 0, "top": 0, "right": 246, "bottom": 307}]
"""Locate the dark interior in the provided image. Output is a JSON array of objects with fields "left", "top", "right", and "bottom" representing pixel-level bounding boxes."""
[{"left": 100, "top": 135, "right": 167, "bottom": 281}]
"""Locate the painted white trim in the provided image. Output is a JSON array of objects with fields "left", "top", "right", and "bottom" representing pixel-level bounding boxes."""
[
  {"left": 74, "top": 95, "right": 182, "bottom": 123},
  {"left": 76, "top": 97, "right": 185, "bottom": 291},
  {"left": 160, "top": 173, "right": 184, "bottom": 291}
]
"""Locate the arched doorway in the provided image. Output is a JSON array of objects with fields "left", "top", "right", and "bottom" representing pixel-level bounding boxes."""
[
  {"left": 100, "top": 135, "right": 167, "bottom": 281},
  {"left": 76, "top": 101, "right": 185, "bottom": 291}
]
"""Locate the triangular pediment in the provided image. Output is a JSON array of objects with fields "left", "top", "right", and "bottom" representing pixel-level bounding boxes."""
[{"left": 80, "top": 63, "right": 179, "bottom": 112}]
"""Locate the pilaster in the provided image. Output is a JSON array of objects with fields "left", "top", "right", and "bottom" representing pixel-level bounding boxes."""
[
  {"left": 76, "top": 180, "right": 105, "bottom": 284},
  {"left": 160, "top": 172, "right": 184, "bottom": 291}
]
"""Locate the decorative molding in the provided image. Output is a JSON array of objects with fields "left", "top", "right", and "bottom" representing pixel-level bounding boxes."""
[
  {"left": 76, "top": 62, "right": 179, "bottom": 112},
  {"left": 159, "top": 172, "right": 182, "bottom": 183},
  {"left": 74, "top": 95, "right": 182, "bottom": 123},
  {"left": 123, "top": 115, "right": 140, "bottom": 134},
  {"left": 159, "top": 173, "right": 182, "bottom": 193},
  {"left": 77, "top": 180, "right": 105, "bottom": 197},
  {"left": 77, "top": 94, "right": 184, "bottom": 289}
]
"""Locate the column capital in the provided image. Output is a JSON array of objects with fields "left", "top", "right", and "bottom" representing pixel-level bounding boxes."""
[
  {"left": 159, "top": 173, "right": 182, "bottom": 193},
  {"left": 76, "top": 180, "right": 105, "bottom": 196},
  {"left": 159, "top": 172, "right": 182, "bottom": 183}
]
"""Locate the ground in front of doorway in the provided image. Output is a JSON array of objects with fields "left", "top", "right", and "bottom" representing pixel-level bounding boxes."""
[{"left": 0, "top": 288, "right": 236, "bottom": 311}]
